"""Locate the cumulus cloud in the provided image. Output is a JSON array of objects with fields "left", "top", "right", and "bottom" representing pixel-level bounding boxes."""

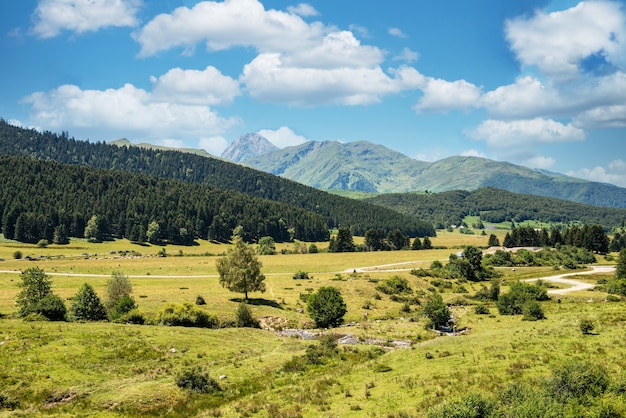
[
  {"left": 242, "top": 55, "right": 424, "bottom": 106},
  {"left": 257, "top": 126, "right": 308, "bottom": 148},
  {"left": 150, "top": 66, "right": 241, "bottom": 106},
  {"left": 567, "top": 159, "right": 626, "bottom": 187},
  {"left": 133, "top": 0, "right": 327, "bottom": 57},
  {"left": 22, "top": 80, "right": 238, "bottom": 142},
  {"left": 505, "top": 1, "right": 626, "bottom": 79},
  {"left": 467, "top": 118, "right": 585, "bottom": 148},
  {"left": 414, "top": 78, "right": 482, "bottom": 112},
  {"left": 480, "top": 76, "right": 561, "bottom": 119},
  {"left": 31, "top": 0, "right": 141, "bottom": 38}
]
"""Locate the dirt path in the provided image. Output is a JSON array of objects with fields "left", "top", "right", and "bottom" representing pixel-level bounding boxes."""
[{"left": 524, "top": 265, "right": 614, "bottom": 295}]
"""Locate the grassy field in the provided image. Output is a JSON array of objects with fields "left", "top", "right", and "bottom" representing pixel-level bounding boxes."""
[{"left": 0, "top": 233, "right": 623, "bottom": 417}]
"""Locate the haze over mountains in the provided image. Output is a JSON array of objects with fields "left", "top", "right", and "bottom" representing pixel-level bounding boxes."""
[{"left": 220, "top": 133, "right": 626, "bottom": 209}]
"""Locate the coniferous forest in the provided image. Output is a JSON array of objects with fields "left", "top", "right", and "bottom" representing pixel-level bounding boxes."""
[{"left": 0, "top": 120, "right": 435, "bottom": 244}]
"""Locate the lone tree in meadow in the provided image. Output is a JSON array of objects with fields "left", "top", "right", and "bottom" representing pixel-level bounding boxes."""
[
  {"left": 216, "top": 235, "right": 266, "bottom": 300},
  {"left": 307, "top": 286, "right": 347, "bottom": 328},
  {"left": 16, "top": 267, "right": 53, "bottom": 317},
  {"left": 70, "top": 283, "right": 108, "bottom": 321}
]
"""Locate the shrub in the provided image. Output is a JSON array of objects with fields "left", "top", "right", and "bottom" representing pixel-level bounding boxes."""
[
  {"left": 580, "top": 318, "right": 595, "bottom": 334},
  {"left": 522, "top": 300, "right": 545, "bottom": 321},
  {"left": 307, "top": 287, "right": 347, "bottom": 328},
  {"left": 195, "top": 295, "right": 206, "bottom": 305},
  {"left": 116, "top": 309, "right": 145, "bottom": 324},
  {"left": 376, "top": 276, "right": 412, "bottom": 295},
  {"left": 36, "top": 239, "right": 49, "bottom": 248},
  {"left": 292, "top": 271, "right": 310, "bottom": 280},
  {"left": 175, "top": 368, "right": 220, "bottom": 393},
  {"left": 110, "top": 295, "right": 136, "bottom": 320},
  {"left": 70, "top": 283, "right": 108, "bottom": 321},
  {"left": 235, "top": 302, "right": 259, "bottom": 328},
  {"left": 308, "top": 244, "right": 318, "bottom": 253},
  {"left": 156, "top": 302, "right": 219, "bottom": 328},
  {"left": 422, "top": 293, "right": 451, "bottom": 329},
  {"left": 474, "top": 304, "right": 490, "bottom": 315},
  {"left": 12, "top": 250, "right": 22, "bottom": 260},
  {"left": 550, "top": 360, "right": 609, "bottom": 401},
  {"left": 426, "top": 392, "right": 497, "bottom": 418},
  {"left": 497, "top": 281, "right": 548, "bottom": 315},
  {"left": 35, "top": 294, "right": 66, "bottom": 321}
]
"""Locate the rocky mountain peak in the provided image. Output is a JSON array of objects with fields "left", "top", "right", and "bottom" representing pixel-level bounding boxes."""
[{"left": 221, "top": 133, "right": 278, "bottom": 163}]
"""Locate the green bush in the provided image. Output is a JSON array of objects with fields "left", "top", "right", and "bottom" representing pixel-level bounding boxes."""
[
  {"left": 550, "top": 360, "right": 609, "bottom": 401},
  {"left": 36, "top": 239, "right": 49, "bottom": 248},
  {"left": 109, "top": 295, "right": 136, "bottom": 320},
  {"left": 235, "top": 302, "right": 259, "bottom": 328},
  {"left": 522, "top": 300, "right": 545, "bottom": 321},
  {"left": 115, "top": 309, "right": 145, "bottom": 324},
  {"left": 307, "top": 287, "right": 347, "bottom": 328},
  {"left": 292, "top": 271, "right": 310, "bottom": 280},
  {"left": 35, "top": 294, "right": 66, "bottom": 321},
  {"left": 580, "top": 318, "right": 595, "bottom": 334},
  {"left": 426, "top": 392, "right": 497, "bottom": 418},
  {"left": 175, "top": 368, "right": 220, "bottom": 393},
  {"left": 497, "top": 281, "right": 548, "bottom": 315},
  {"left": 474, "top": 304, "right": 490, "bottom": 315},
  {"left": 12, "top": 250, "right": 22, "bottom": 260},
  {"left": 156, "top": 302, "right": 219, "bottom": 328},
  {"left": 195, "top": 295, "right": 206, "bottom": 305},
  {"left": 376, "top": 276, "right": 412, "bottom": 295}
]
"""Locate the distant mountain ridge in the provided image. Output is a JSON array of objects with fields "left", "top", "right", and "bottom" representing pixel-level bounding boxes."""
[{"left": 223, "top": 136, "right": 626, "bottom": 208}]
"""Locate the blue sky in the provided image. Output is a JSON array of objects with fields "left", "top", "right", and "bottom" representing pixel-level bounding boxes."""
[{"left": 1, "top": 0, "right": 625, "bottom": 187}]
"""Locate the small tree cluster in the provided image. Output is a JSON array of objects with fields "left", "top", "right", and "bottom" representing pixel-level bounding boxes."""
[
  {"left": 422, "top": 293, "right": 451, "bottom": 329},
  {"left": 16, "top": 267, "right": 66, "bottom": 321},
  {"left": 497, "top": 281, "right": 548, "bottom": 318}
]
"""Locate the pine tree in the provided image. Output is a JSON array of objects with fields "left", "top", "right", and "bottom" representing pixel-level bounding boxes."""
[{"left": 70, "top": 283, "right": 108, "bottom": 321}]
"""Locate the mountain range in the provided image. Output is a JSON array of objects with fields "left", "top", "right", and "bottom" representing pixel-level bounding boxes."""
[{"left": 221, "top": 134, "right": 626, "bottom": 208}]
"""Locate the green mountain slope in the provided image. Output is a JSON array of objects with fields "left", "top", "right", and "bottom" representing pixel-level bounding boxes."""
[
  {"left": 365, "top": 187, "right": 626, "bottom": 228},
  {"left": 245, "top": 140, "right": 430, "bottom": 193},
  {"left": 240, "top": 140, "right": 626, "bottom": 208}
]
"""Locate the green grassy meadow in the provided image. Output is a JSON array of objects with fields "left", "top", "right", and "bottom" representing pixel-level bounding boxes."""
[{"left": 0, "top": 232, "right": 623, "bottom": 417}]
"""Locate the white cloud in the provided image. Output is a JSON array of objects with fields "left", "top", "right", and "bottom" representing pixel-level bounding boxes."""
[
  {"left": 393, "top": 47, "right": 418, "bottom": 63},
  {"left": 150, "top": 66, "right": 241, "bottom": 106},
  {"left": 481, "top": 76, "right": 561, "bottom": 119},
  {"left": 467, "top": 118, "right": 585, "bottom": 148},
  {"left": 414, "top": 78, "right": 482, "bottom": 112},
  {"left": 525, "top": 155, "right": 555, "bottom": 169},
  {"left": 199, "top": 136, "right": 229, "bottom": 155},
  {"left": 133, "top": 0, "right": 327, "bottom": 57},
  {"left": 388, "top": 27, "right": 406, "bottom": 38},
  {"left": 460, "top": 149, "right": 487, "bottom": 158},
  {"left": 257, "top": 126, "right": 308, "bottom": 148},
  {"left": 567, "top": 159, "right": 626, "bottom": 187},
  {"left": 241, "top": 54, "right": 424, "bottom": 106},
  {"left": 574, "top": 104, "right": 626, "bottom": 129},
  {"left": 22, "top": 81, "right": 238, "bottom": 142},
  {"left": 31, "top": 0, "right": 141, "bottom": 38},
  {"left": 287, "top": 3, "right": 319, "bottom": 17},
  {"left": 505, "top": 1, "right": 626, "bottom": 79},
  {"left": 283, "top": 31, "right": 384, "bottom": 69}
]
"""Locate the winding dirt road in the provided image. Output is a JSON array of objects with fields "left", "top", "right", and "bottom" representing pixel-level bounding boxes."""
[{"left": 524, "top": 265, "right": 614, "bottom": 295}]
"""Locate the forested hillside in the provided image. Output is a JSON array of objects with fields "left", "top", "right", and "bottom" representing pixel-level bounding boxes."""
[
  {"left": 0, "top": 120, "right": 434, "bottom": 239},
  {"left": 366, "top": 187, "right": 626, "bottom": 229}
]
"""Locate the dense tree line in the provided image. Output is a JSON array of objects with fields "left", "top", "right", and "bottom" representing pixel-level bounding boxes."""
[
  {"left": 0, "top": 156, "right": 330, "bottom": 244},
  {"left": 366, "top": 187, "right": 626, "bottom": 229},
  {"left": 503, "top": 224, "right": 610, "bottom": 254},
  {"left": 0, "top": 120, "right": 434, "bottom": 237}
]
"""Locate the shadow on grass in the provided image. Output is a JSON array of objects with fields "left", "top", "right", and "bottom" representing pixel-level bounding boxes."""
[{"left": 230, "top": 298, "right": 283, "bottom": 309}]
